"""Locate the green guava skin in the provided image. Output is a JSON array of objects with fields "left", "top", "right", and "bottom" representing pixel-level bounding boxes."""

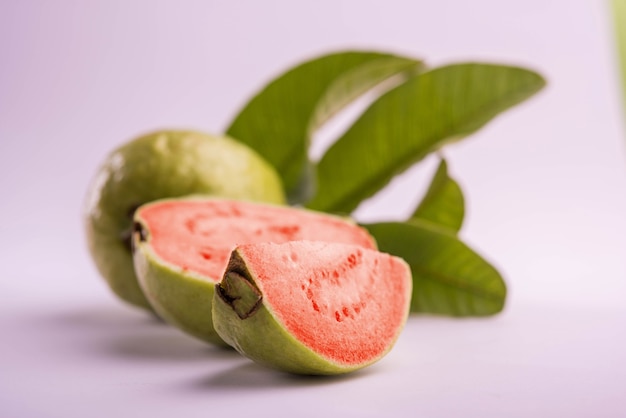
[
  {"left": 84, "top": 130, "right": 286, "bottom": 310},
  {"left": 132, "top": 233, "right": 227, "bottom": 345},
  {"left": 213, "top": 282, "right": 357, "bottom": 374},
  {"left": 212, "top": 249, "right": 409, "bottom": 375}
]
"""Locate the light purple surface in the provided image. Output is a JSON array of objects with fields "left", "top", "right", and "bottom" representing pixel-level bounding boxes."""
[{"left": 1, "top": 1, "right": 625, "bottom": 417}]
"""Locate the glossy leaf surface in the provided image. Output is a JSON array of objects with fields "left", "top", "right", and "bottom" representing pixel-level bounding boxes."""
[
  {"left": 307, "top": 63, "right": 545, "bottom": 213},
  {"left": 226, "top": 51, "right": 423, "bottom": 202}
]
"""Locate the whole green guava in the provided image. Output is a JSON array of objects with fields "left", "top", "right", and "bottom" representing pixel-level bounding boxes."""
[{"left": 84, "top": 130, "right": 286, "bottom": 310}]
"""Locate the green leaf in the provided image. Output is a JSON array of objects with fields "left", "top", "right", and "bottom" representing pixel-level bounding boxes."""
[
  {"left": 225, "top": 51, "right": 423, "bottom": 203},
  {"left": 306, "top": 63, "right": 546, "bottom": 213},
  {"left": 614, "top": 0, "right": 626, "bottom": 117},
  {"left": 364, "top": 221, "right": 506, "bottom": 316},
  {"left": 411, "top": 158, "right": 464, "bottom": 232}
]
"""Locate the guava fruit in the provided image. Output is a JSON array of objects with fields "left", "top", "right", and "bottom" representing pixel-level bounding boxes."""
[
  {"left": 84, "top": 130, "right": 286, "bottom": 310},
  {"left": 131, "top": 197, "right": 377, "bottom": 345},
  {"left": 213, "top": 241, "right": 412, "bottom": 375}
]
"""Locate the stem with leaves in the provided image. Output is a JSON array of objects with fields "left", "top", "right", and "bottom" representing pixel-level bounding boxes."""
[{"left": 225, "top": 50, "right": 545, "bottom": 316}]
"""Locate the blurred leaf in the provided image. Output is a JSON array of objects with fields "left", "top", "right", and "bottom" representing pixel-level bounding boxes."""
[
  {"left": 306, "top": 63, "right": 546, "bottom": 213},
  {"left": 614, "top": 0, "right": 626, "bottom": 117},
  {"left": 411, "top": 158, "right": 464, "bottom": 232},
  {"left": 364, "top": 221, "right": 506, "bottom": 316},
  {"left": 226, "top": 51, "right": 423, "bottom": 203}
]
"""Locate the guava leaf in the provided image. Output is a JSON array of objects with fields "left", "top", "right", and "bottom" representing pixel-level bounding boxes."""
[
  {"left": 364, "top": 221, "right": 506, "bottom": 316},
  {"left": 306, "top": 63, "right": 546, "bottom": 213},
  {"left": 225, "top": 51, "right": 423, "bottom": 203},
  {"left": 411, "top": 158, "right": 464, "bottom": 233}
]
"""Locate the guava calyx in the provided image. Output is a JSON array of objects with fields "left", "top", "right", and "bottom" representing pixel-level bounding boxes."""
[
  {"left": 132, "top": 221, "right": 149, "bottom": 245},
  {"left": 120, "top": 204, "right": 144, "bottom": 251},
  {"left": 216, "top": 272, "right": 263, "bottom": 320}
]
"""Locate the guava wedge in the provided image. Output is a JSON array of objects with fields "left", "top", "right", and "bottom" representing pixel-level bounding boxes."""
[
  {"left": 131, "top": 198, "right": 377, "bottom": 345},
  {"left": 84, "top": 130, "right": 285, "bottom": 311},
  {"left": 213, "top": 241, "right": 412, "bottom": 375}
]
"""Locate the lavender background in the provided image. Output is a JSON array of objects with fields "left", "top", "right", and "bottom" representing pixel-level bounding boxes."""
[{"left": 1, "top": 1, "right": 625, "bottom": 417}]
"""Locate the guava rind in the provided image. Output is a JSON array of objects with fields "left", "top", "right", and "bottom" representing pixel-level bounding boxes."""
[
  {"left": 84, "top": 130, "right": 286, "bottom": 310},
  {"left": 131, "top": 197, "right": 377, "bottom": 344},
  {"left": 133, "top": 234, "right": 226, "bottom": 345},
  {"left": 213, "top": 251, "right": 357, "bottom": 374},
  {"left": 213, "top": 243, "right": 412, "bottom": 375}
]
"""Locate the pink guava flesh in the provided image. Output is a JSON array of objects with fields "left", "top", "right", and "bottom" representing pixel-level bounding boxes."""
[
  {"left": 136, "top": 199, "right": 377, "bottom": 282},
  {"left": 235, "top": 241, "right": 411, "bottom": 366}
]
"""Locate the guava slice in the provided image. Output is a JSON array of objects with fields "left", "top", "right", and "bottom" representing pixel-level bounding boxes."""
[
  {"left": 213, "top": 241, "right": 412, "bottom": 375},
  {"left": 84, "top": 130, "right": 285, "bottom": 310},
  {"left": 132, "top": 198, "right": 377, "bottom": 345}
]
